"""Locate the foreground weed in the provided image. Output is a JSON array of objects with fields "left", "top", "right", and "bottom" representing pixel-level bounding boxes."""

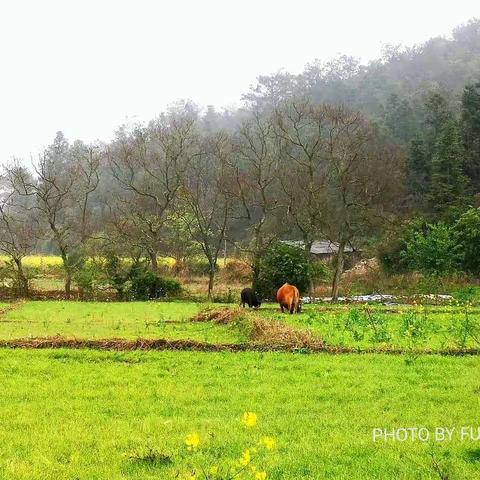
[
  {"left": 183, "top": 412, "right": 275, "bottom": 480},
  {"left": 125, "top": 446, "right": 173, "bottom": 465},
  {"left": 448, "top": 303, "right": 480, "bottom": 350},
  {"left": 400, "top": 307, "right": 432, "bottom": 364},
  {"left": 344, "top": 307, "right": 390, "bottom": 343}
]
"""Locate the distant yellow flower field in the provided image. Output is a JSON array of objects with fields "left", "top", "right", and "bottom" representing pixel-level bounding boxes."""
[
  {"left": 0, "top": 255, "right": 63, "bottom": 267},
  {"left": 0, "top": 255, "right": 237, "bottom": 269}
]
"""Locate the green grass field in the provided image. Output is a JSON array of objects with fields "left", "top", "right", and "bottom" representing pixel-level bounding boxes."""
[
  {"left": 0, "top": 300, "right": 479, "bottom": 479},
  {"left": 2, "top": 301, "right": 479, "bottom": 352},
  {"left": 259, "top": 303, "right": 480, "bottom": 350},
  {"left": 0, "top": 301, "right": 249, "bottom": 344},
  {"left": 1, "top": 349, "right": 479, "bottom": 479}
]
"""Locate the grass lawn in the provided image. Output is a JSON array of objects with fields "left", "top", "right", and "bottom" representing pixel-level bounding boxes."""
[
  {"left": 0, "top": 349, "right": 479, "bottom": 479},
  {"left": 0, "top": 301, "right": 247, "bottom": 344}
]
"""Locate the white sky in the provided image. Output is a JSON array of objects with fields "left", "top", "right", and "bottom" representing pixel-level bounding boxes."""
[{"left": 0, "top": 0, "right": 478, "bottom": 163}]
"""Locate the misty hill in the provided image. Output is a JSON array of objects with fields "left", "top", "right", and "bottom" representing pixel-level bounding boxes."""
[{"left": 243, "top": 18, "right": 480, "bottom": 143}]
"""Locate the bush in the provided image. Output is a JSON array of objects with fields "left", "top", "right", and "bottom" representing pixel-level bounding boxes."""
[
  {"left": 257, "top": 242, "right": 326, "bottom": 299},
  {"left": 401, "top": 223, "right": 462, "bottom": 276},
  {"left": 220, "top": 259, "right": 251, "bottom": 283},
  {"left": 103, "top": 256, "right": 182, "bottom": 300},
  {"left": 73, "top": 260, "right": 106, "bottom": 297},
  {"left": 377, "top": 218, "right": 426, "bottom": 273},
  {"left": 128, "top": 264, "right": 182, "bottom": 300},
  {"left": 454, "top": 207, "right": 480, "bottom": 276}
]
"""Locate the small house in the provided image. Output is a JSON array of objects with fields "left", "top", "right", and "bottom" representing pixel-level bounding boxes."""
[{"left": 282, "top": 240, "right": 356, "bottom": 264}]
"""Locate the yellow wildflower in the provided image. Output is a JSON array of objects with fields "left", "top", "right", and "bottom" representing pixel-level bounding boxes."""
[
  {"left": 241, "top": 412, "right": 257, "bottom": 427},
  {"left": 185, "top": 433, "right": 200, "bottom": 451},
  {"left": 239, "top": 449, "right": 251, "bottom": 466},
  {"left": 255, "top": 472, "right": 267, "bottom": 480},
  {"left": 187, "top": 472, "right": 197, "bottom": 480},
  {"left": 208, "top": 465, "right": 219, "bottom": 475},
  {"left": 260, "top": 436, "right": 276, "bottom": 450}
]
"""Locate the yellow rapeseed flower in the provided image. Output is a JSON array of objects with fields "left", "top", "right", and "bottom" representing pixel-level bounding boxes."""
[
  {"left": 255, "top": 472, "right": 267, "bottom": 480},
  {"left": 208, "top": 465, "right": 219, "bottom": 475},
  {"left": 241, "top": 412, "right": 257, "bottom": 427},
  {"left": 185, "top": 433, "right": 200, "bottom": 451},
  {"left": 239, "top": 449, "right": 251, "bottom": 466},
  {"left": 260, "top": 436, "right": 276, "bottom": 450},
  {"left": 187, "top": 472, "right": 197, "bottom": 480}
]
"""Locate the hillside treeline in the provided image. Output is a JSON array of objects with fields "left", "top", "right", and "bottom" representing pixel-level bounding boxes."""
[
  {"left": 0, "top": 101, "right": 404, "bottom": 300},
  {"left": 1, "top": 19, "right": 479, "bottom": 300}
]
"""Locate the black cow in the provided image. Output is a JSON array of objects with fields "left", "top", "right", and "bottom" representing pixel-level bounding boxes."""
[{"left": 240, "top": 288, "right": 261, "bottom": 308}]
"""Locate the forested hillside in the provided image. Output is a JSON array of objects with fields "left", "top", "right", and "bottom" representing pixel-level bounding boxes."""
[
  {"left": 1, "top": 19, "right": 480, "bottom": 301},
  {"left": 244, "top": 19, "right": 480, "bottom": 133},
  {"left": 241, "top": 18, "right": 480, "bottom": 215}
]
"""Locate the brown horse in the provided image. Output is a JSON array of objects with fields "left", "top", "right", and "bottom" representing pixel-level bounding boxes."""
[{"left": 276, "top": 283, "right": 301, "bottom": 314}]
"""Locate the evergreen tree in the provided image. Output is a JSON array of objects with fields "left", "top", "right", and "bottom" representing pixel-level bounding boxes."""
[
  {"left": 428, "top": 120, "right": 468, "bottom": 213},
  {"left": 384, "top": 93, "right": 416, "bottom": 142},
  {"left": 406, "top": 92, "right": 452, "bottom": 207},
  {"left": 424, "top": 93, "right": 451, "bottom": 135},
  {"left": 461, "top": 83, "right": 480, "bottom": 192},
  {"left": 407, "top": 135, "right": 429, "bottom": 201}
]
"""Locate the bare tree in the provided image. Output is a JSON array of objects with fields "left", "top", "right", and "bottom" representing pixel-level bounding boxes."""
[
  {"left": 182, "top": 132, "right": 234, "bottom": 300},
  {"left": 0, "top": 171, "right": 40, "bottom": 296},
  {"left": 8, "top": 133, "right": 102, "bottom": 298},
  {"left": 318, "top": 105, "right": 404, "bottom": 300},
  {"left": 273, "top": 100, "right": 404, "bottom": 300},
  {"left": 231, "top": 112, "right": 282, "bottom": 292},
  {"left": 273, "top": 100, "right": 330, "bottom": 296},
  {"left": 109, "top": 111, "right": 198, "bottom": 271}
]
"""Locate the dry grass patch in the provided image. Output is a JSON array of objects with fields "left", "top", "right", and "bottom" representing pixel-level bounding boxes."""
[
  {"left": 191, "top": 307, "right": 246, "bottom": 324},
  {"left": 192, "top": 306, "right": 325, "bottom": 350},
  {"left": 250, "top": 318, "right": 324, "bottom": 349}
]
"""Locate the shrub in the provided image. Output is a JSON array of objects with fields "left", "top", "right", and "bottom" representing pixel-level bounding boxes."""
[
  {"left": 103, "top": 256, "right": 182, "bottom": 300},
  {"left": 156, "top": 276, "right": 182, "bottom": 297},
  {"left": 73, "top": 259, "right": 107, "bottom": 296},
  {"left": 257, "top": 242, "right": 327, "bottom": 299},
  {"left": 104, "top": 255, "right": 130, "bottom": 298},
  {"left": 128, "top": 265, "right": 182, "bottom": 300},
  {"left": 221, "top": 259, "right": 251, "bottom": 283},
  {"left": 401, "top": 223, "right": 462, "bottom": 276},
  {"left": 454, "top": 207, "right": 480, "bottom": 276},
  {"left": 377, "top": 217, "right": 426, "bottom": 273}
]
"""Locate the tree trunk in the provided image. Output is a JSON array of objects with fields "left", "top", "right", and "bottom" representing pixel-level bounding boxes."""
[
  {"left": 304, "top": 239, "right": 314, "bottom": 302},
  {"left": 65, "top": 272, "right": 72, "bottom": 300},
  {"left": 207, "top": 266, "right": 215, "bottom": 301},
  {"left": 14, "top": 257, "right": 29, "bottom": 298},
  {"left": 251, "top": 253, "right": 261, "bottom": 294},
  {"left": 149, "top": 250, "right": 158, "bottom": 273},
  {"left": 60, "top": 250, "right": 72, "bottom": 299},
  {"left": 331, "top": 240, "right": 346, "bottom": 302}
]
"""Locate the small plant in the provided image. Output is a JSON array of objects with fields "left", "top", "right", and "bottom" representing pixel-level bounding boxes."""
[
  {"left": 125, "top": 446, "right": 173, "bottom": 465},
  {"left": 183, "top": 412, "right": 276, "bottom": 480},
  {"left": 344, "top": 307, "right": 390, "bottom": 343},
  {"left": 448, "top": 304, "right": 479, "bottom": 350},
  {"left": 429, "top": 446, "right": 451, "bottom": 480},
  {"left": 344, "top": 308, "right": 366, "bottom": 341},
  {"left": 363, "top": 308, "right": 391, "bottom": 343},
  {"left": 400, "top": 307, "right": 431, "bottom": 364}
]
